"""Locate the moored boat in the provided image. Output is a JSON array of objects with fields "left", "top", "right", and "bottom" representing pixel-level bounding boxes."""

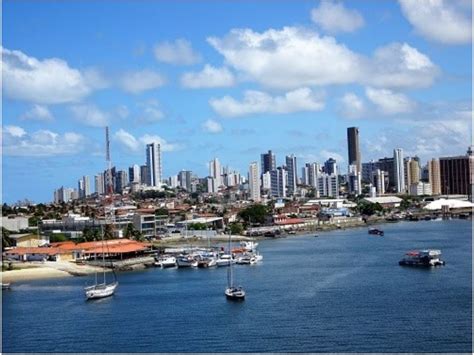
[
  {"left": 368, "top": 228, "right": 384, "bottom": 236},
  {"left": 176, "top": 255, "right": 198, "bottom": 268},
  {"left": 155, "top": 256, "right": 177, "bottom": 268},
  {"left": 216, "top": 254, "right": 233, "bottom": 267},
  {"left": 85, "top": 282, "right": 118, "bottom": 300}
]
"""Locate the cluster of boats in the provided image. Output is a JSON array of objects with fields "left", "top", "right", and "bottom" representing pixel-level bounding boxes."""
[{"left": 153, "top": 241, "right": 263, "bottom": 269}]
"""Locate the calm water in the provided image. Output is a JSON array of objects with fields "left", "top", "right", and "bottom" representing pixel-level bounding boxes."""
[{"left": 2, "top": 220, "right": 472, "bottom": 353}]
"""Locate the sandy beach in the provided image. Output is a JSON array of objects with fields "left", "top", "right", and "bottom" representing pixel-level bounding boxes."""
[{"left": 1, "top": 261, "right": 105, "bottom": 283}]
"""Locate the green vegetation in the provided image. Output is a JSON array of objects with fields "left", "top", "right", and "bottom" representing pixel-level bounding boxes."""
[
  {"left": 124, "top": 223, "right": 144, "bottom": 241},
  {"left": 187, "top": 222, "right": 208, "bottom": 230},
  {"left": 155, "top": 208, "right": 169, "bottom": 216},
  {"left": 238, "top": 204, "right": 270, "bottom": 225},
  {"left": 2, "top": 227, "right": 14, "bottom": 251},
  {"left": 50, "top": 233, "right": 67, "bottom": 243},
  {"left": 356, "top": 201, "right": 384, "bottom": 216},
  {"left": 229, "top": 222, "right": 244, "bottom": 235}
]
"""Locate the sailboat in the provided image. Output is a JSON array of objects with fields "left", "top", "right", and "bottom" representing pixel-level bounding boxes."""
[
  {"left": 85, "top": 126, "right": 118, "bottom": 300},
  {"left": 225, "top": 232, "right": 245, "bottom": 300},
  {"left": 84, "top": 226, "right": 118, "bottom": 300}
]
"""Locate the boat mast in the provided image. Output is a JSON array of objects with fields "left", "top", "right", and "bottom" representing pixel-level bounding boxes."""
[{"left": 227, "top": 231, "right": 233, "bottom": 288}]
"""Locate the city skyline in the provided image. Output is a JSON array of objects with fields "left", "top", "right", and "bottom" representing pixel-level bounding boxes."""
[{"left": 3, "top": 0, "right": 472, "bottom": 203}]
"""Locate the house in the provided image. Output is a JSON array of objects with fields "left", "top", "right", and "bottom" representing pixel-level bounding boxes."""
[{"left": 9, "top": 233, "right": 50, "bottom": 247}]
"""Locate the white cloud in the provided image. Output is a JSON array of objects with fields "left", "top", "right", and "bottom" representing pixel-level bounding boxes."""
[
  {"left": 119, "top": 69, "right": 166, "bottom": 94},
  {"left": 2, "top": 126, "right": 85, "bottom": 156},
  {"left": 399, "top": 0, "right": 472, "bottom": 45},
  {"left": 311, "top": 0, "right": 365, "bottom": 33},
  {"left": 3, "top": 125, "right": 26, "bottom": 138},
  {"left": 339, "top": 93, "right": 366, "bottom": 119},
  {"left": 20, "top": 105, "right": 54, "bottom": 121},
  {"left": 208, "top": 27, "right": 439, "bottom": 90},
  {"left": 181, "top": 65, "right": 235, "bottom": 88},
  {"left": 114, "top": 129, "right": 182, "bottom": 153},
  {"left": 210, "top": 87, "right": 325, "bottom": 117},
  {"left": 115, "top": 105, "right": 129, "bottom": 119},
  {"left": 365, "top": 87, "right": 416, "bottom": 115},
  {"left": 2, "top": 47, "right": 101, "bottom": 104},
  {"left": 69, "top": 104, "right": 109, "bottom": 127},
  {"left": 202, "top": 119, "right": 223, "bottom": 133},
  {"left": 153, "top": 39, "right": 201, "bottom": 65},
  {"left": 136, "top": 100, "right": 165, "bottom": 123}
]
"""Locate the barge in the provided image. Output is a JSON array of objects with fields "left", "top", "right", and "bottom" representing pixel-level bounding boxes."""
[{"left": 399, "top": 250, "right": 445, "bottom": 267}]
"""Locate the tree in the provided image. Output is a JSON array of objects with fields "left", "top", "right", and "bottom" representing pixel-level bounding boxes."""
[
  {"left": 103, "top": 224, "right": 114, "bottom": 240},
  {"left": 124, "top": 223, "right": 136, "bottom": 239},
  {"left": 400, "top": 197, "right": 411, "bottom": 210},
  {"left": 229, "top": 222, "right": 244, "bottom": 235},
  {"left": 50, "top": 233, "right": 67, "bottom": 243},
  {"left": 1, "top": 227, "right": 14, "bottom": 251},
  {"left": 29, "top": 216, "right": 40, "bottom": 227},
  {"left": 155, "top": 208, "right": 169, "bottom": 216},
  {"left": 238, "top": 204, "right": 270, "bottom": 225},
  {"left": 188, "top": 223, "right": 208, "bottom": 230}
]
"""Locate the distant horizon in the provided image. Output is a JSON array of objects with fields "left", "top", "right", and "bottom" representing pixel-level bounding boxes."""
[{"left": 3, "top": 0, "right": 471, "bottom": 203}]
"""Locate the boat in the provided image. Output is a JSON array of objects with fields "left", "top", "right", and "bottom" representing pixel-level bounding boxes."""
[
  {"left": 240, "top": 241, "right": 258, "bottom": 252},
  {"left": 176, "top": 255, "right": 198, "bottom": 268},
  {"left": 236, "top": 254, "right": 256, "bottom": 265},
  {"left": 253, "top": 252, "right": 263, "bottom": 262},
  {"left": 155, "top": 255, "right": 177, "bottom": 268},
  {"left": 368, "top": 228, "right": 384, "bottom": 236},
  {"left": 2, "top": 283, "right": 11, "bottom": 290},
  {"left": 85, "top": 225, "right": 118, "bottom": 300},
  {"left": 313, "top": 234, "right": 319, "bottom": 238},
  {"left": 216, "top": 254, "right": 233, "bottom": 267},
  {"left": 225, "top": 232, "right": 245, "bottom": 300},
  {"left": 399, "top": 250, "right": 445, "bottom": 267},
  {"left": 197, "top": 257, "right": 217, "bottom": 268}
]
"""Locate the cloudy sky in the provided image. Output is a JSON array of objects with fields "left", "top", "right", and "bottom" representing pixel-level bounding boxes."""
[{"left": 2, "top": 0, "right": 472, "bottom": 203}]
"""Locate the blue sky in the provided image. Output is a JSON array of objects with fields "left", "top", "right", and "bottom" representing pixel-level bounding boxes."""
[{"left": 2, "top": 0, "right": 472, "bottom": 203}]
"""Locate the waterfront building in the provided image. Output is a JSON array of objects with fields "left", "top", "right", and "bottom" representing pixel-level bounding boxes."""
[
  {"left": 129, "top": 164, "right": 140, "bottom": 184},
  {"left": 324, "top": 158, "right": 337, "bottom": 175},
  {"left": 347, "top": 127, "right": 361, "bottom": 174},
  {"left": 428, "top": 159, "right": 441, "bottom": 195},
  {"left": 248, "top": 162, "right": 261, "bottom": 202},
  {"left": 261, "top": 150, "right": 276, "bottom": 175},
  {"left": 146, "top": 142, "right": 162, "bottom": 187},
  {"left": 270, "top": 167, "right": 287, "bottom": 198},
  {"left": 410, "top": 182, "right": 432, "bottom": 196},
  {"left": 393, "top": 148, "right": 405, "bottom": 194},
  {"left": 285, "top": 154, "right": 298, "bottom": 196},
  {"left": 439, "top": 150, "right": 471, "bottom": 195},
  {"left": 178, "top": 170, "right": 192, "bottom": 191},
  {"left": 372, "top": 169, "right": 386, "bottom": 196}
]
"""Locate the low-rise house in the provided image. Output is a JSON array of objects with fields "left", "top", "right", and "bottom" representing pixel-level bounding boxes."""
[{"left": 9, "top": 233, "right": 50, "bottom": 247}]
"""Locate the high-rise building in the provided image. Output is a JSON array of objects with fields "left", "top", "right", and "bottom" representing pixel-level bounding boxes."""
[
  {"left": 347, "top": 127, "right": 361, "bottom": 174},
  {"left": 129, "top": 164, "right": 140, "bottom": 184},
  {"left": 376, "top": 157, "right": 395, "bottom": 190},
  {"left": 262, "top": 171, "right": 272, "bottom": 191},
  {"left": 140, "top": 165, "right": 149, "bottom": 185},
  {"left": 207, "top": 177, "right": 219, "bottom": 194},
  {"left": 317, "top": 173, "right": 339, "bottom": 198},
  {"left": 324, "top": 158, "right": 337, "bottom": 175},
  {"left": 248, "top": 162, "right": 261, "bottom": 202},
  {"left": 347, "top": 164, "right": 362, "bottom": 195},
  {"left": 78, "top": 179, "right": 84, "bottom": 198},
  {"left": 362, "top": 160, "right": 377, "bottom": 183},
  {"left": 393, "top": 148, "right": 405, "bottom": 193},
  {"left": 169, "top": 175, "right": 179, "bottom": 188},
  {"left": 178, "top": 170, "right": 192, "bottom": 191},
  {"left": 307, "top": 162, "right": 320, "bottom": 188},
  {"left": 146, "top": 142, "right": 162, "bottom": 187},
  {"left": 372, "top": 169, "right": 386, "bottom": 196},
  {"left": 270, "top": 167, "right": 287, "bottom": 198},
  {"left": 209, "top": 158, "right": 222, "bottom": 187},
  {"left": 261, "top": 150, "right": 276, "bottom": 175},
  {"left": 115, "top": 170, "right": 128, "bottom": 194},
  {"left": 439, "top": 152, "right": 471, "bottom": 195},
  {"left": 94, "top": 174, "right": 105, "bottom": 195},
  {"left": 104, "top": 166, "right": 116, "bottom": 194},
  {"left": 285, "top": 155, "right": 297, "bottom": 196}
]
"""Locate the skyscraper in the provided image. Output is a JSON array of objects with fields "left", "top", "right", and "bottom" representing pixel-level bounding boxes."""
[
  {"left": 94, "top": 174, "right": 105, "bottom": 195},
  {"left": 146, "top": 142, "right": 162, "bottom": 187},
  {"left": 178, "top": 170, "right": 192, "bottom": 191},
  {"left": 439, "top": 152, "right": 470, "bottom": 195},
  {"left": 285, "top": 154, "right": 297, "bottom": 196},
  {"left": 261, "top": 150, "right": 276, "bottom": 175},
  {"left": 393, "top": 148, "right": 405, "bottom": 193},
  {"left": 248, "top": 162, "right": 261, "bottom": 202},
  {"left": 324, "top": 158, "right": 337, "bottom": 175},
  {"left": 140, "top": 165, "right": 149, "bottom": 185},
  {"left": 209, "top": 157, "right": 222, "bottom": 187},
  {"left": 83, "top": 176, "right": 91, "bottom": 197},
  {"left": 270, "top": 167, "right": 287, "bottom": 198},
  {"left": 129, "top": 164, "right": 140, "bottom": 184},
  {"left": 347, "top": 127, "right": 361, "bottom": 174}
]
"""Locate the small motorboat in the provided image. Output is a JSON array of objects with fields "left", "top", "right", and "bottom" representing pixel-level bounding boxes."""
[
  {"left": 313, "top": 235, "right": 319, "bottom": 238},
  {"left": 155, "top": 256, "right": 177, "bottom": 268},
  {"left": 236, "top": 254, "right": 256, "bottom": 265},
  {"left": 176, "top": 255, "right": 198, "bottom": 268},
  {"left": 368, "top": 228, "right": 384, "bottom": 236},
  {"left": 216, "top": 255, "right": 233, "bottom": 267}
]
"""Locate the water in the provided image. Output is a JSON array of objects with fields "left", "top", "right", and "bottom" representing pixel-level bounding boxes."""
[{"left": 2, "top": 220, "right": 472, "bottom": 352}]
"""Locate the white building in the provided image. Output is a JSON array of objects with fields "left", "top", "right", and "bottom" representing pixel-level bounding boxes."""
[
  {"left": 317, "top": 173, "right": 339, "bottom": 198},
  {"left": 262, "top": 171, "right": 271, "bottom": 191},
  {"left": 410, "top": 182, "right": 432, "bottom": 196},
  {"left": 169, "top": 175, "right": 179, "bottom": 188},
  {"left": 347, "top": 164, "right": 361, "bottom": 195},
  {"left": 372, "top": 169, "right": 386, "bottom": 196},
  {"left": 207, "top": 177, "right": 219, "bottom": 194},
  {"left": 94, "top": 174, "right": 105, "bottom": 195},
  {"left": 270, "top": 167, "right": 287, "bottom": 198},
  {"left": 146, "top": 142, "right": 162, "bottom": 186},
  {"left": 129, "top": 164, "right": 141, "bottom": 184},
  {"left": 248, "top": 162, "right": 261, "bottom": 202},
  {"left": 394, "top": 148, "right": 405, "bottom": 194},
  {"left": 209, "top": 157, "right": 222, "bottom": 187}
]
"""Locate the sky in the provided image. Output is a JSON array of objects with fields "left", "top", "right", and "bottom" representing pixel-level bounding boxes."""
[{"left": 2, "top": 0, "right": 472, "bottom": 204}]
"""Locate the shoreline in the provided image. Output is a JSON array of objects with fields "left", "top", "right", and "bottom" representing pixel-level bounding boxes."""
[{"left": 2, "top": 217, "right": 466, "bottom": 283}]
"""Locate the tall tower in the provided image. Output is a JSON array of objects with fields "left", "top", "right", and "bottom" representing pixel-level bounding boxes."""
[
  {"left": 105, "top": 126, "right": 114, "bottom": 195},
  {"left": 248, "top": 162, "right": 261, "bottom": 202},
  {"left": 347, "top": 127, "right": 361, "bottom": 174},
  {"left": 428, "top": 158, "right": 441, "bottom": 195},
  {"left": 209, "top": 157, "right": 222, "bottom": 187},
  {"left": 393, "top": 148, "right": 405, "bottom": 193},
  {"left": 261, "top": 150, "right": 276, "bottom": 175},
  {"left": 285, "top": 154, "right": 297, "bottom": 196},
  {"left": 146, "top": 142, "right": 162, "bottom": 187}
]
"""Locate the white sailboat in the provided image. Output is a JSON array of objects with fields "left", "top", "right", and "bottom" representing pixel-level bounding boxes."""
[
  {"left": 85, "top": 126, "right": 118, "bottom": 300},
  {"left": 85, "top": 226, "right": 118, "bottom": 300},
  {"left": 225, "top": 232, "right": 245, "bottom": 300}
]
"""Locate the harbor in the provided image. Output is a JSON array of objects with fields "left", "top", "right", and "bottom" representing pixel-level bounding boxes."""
[{"left": 2, "top": 219, "right": 471, "bottom": 353}]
